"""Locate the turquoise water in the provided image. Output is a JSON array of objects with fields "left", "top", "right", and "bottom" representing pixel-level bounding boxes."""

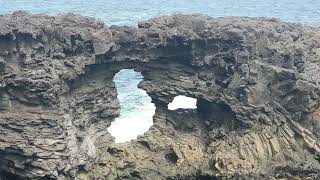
[
  {"left": 1, "top": 1, "right": 319, "bottom": 142},
  {"left": 107, "top": 70, "right": 155, "bottom": 143},
  {"left": 0, "top": 0, "right": 320, "bottom": 26}
]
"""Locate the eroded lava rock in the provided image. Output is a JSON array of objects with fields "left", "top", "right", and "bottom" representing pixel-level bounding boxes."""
[{"left": 0, "top": 11, "right": 320, "bottom": 179}]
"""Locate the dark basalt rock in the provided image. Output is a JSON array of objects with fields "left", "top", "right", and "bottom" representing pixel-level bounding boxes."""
[{"left": 0, "top": 11, "right": 320, "bottom": 179}]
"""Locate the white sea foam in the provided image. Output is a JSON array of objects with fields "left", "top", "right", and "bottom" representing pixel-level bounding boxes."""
[
  {"left": 107, "top": 69, "right": 155, "bottom": 143},
  {"left": 108, "top": 107, "right": 155, "bottom": 143},
  {"left": 168, "top": 95, "right": 197, "bottom": 110}
]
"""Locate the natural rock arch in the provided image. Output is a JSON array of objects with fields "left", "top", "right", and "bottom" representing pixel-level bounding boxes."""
[{"left": 0, "top": 12, "right": 319, "bottom": 179}]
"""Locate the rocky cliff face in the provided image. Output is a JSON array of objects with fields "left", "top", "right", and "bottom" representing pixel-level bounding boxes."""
[{"left": 0, "top": 11, "right": 320, "bottom": 179}]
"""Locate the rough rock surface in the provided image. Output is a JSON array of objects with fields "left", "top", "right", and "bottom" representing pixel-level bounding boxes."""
[{"left": 0, "top": 11, "right": 320, "bottom": 179}]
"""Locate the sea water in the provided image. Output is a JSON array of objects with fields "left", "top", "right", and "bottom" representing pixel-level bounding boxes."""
[
  {"left": 1, "top": 0, "right": 319, "bottom": 142},
  {"left": 0, "top": 0, "right": 319, "bottom": 26},
  {"left": 107, "top": 69, "right": 155, "bottom": 143}
]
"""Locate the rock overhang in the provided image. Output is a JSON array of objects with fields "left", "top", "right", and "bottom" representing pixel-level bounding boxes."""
[{"left": 0, "top": 11, "right": 320, "bottom": 179}]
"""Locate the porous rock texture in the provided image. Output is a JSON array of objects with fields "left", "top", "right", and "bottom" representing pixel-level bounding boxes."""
[{"left": 0, "top": 11, "right": 320, "bottom": 179}]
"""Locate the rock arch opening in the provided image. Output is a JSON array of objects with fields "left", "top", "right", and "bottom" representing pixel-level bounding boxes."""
[
  {"left": 107, "top": 69, "right": 156, "bottom": 143},
  {"left": 168, "top": 95, "right": 197, "bottom": 110}
]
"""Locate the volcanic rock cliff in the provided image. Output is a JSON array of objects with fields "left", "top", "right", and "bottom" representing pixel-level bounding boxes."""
[{"left": 0, "top": 11, "right": 320, "bottom": 179}]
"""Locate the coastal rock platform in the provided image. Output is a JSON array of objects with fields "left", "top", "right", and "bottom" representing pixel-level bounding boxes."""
[{"left": 0, "top": 11, "right": 320, "bottom": 179}]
